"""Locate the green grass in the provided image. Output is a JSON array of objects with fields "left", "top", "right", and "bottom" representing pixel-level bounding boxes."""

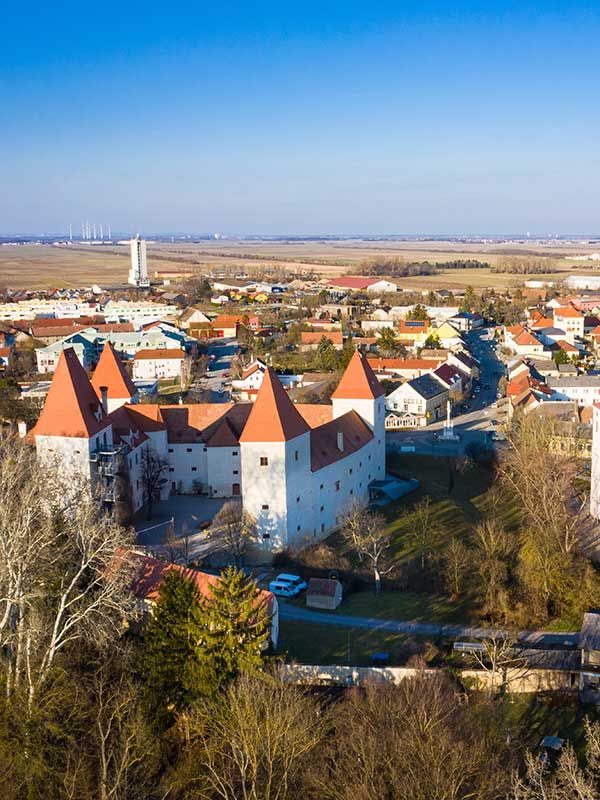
[
  {"left": 277, "top": 619, "right": 409, "bottom": 666},
  {"left": 334, "top": 590, "right": 471, "bottom": 624}
]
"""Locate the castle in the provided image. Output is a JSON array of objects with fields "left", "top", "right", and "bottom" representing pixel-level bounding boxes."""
[{"left": 31, "top": 344, "right": 386, "bottom": 552}]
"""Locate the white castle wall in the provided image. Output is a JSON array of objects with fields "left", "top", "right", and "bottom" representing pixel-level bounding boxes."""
[{"left": 591, "top": 406, "right": 600, "bottom": 520}]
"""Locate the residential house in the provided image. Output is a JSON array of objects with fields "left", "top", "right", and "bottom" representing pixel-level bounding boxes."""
[
  {"left": 448, "top": 311, "right": 484, "bottom": 332},
  {"left": 395, "top": 319, "right": 430, "bottom": 346},
  {"left": 326, "top": 277, "right": 398, "bottom": 294},
  {"left": 553, "top": 306, "right": 585, "bottom": 338},
  {"left": 432, "top": 321, "right": 463, "bottom": 349},
  {"left": 367, "top": 357, "right": 445, "bottom": 380},
  {"left": 432, "top": 363, "right": 465, "bottom": 401},
  {"left": 547, "top": 375, "right": 600, "bottom": 405},
  {"left": 385, "top": 374, "right": 448, "bottom": 428},
  {"left": 132, "top": 349, "right": 186, "bottom": 381},
  {"left": 300, "top": 331, "right": 344, "bottom": 351}
]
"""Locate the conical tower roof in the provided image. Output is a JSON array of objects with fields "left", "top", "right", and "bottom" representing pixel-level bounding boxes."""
[
  {"left": 239, "top": 368, "right": 310, "bottom": 442},
  {"left": 91, "top": 341, "right": 137, "bottom": 401},
  {"left": 32, "top": 348, "right": 110, "bottom": 438},
  {"left": 332, "top": 350, "right": 385, "bottom": 400}
]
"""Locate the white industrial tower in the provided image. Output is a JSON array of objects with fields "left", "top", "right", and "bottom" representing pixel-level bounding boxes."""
[{"left": 128, "top": 235, "right": 150, "bottom": 287}]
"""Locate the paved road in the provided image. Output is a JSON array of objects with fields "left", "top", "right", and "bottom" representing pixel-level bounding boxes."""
[
  {"left": 279, "top": 602, "right": 579, "bottom": 647},
  {"left": 190, "top": 338, "right": 238, "bottom": 402},
  {"left": 386, "top": 327, "right": 509, "bottom": 457}
]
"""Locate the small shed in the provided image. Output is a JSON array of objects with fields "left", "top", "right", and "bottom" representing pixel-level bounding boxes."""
[{"left": 306, "top": 578, "right": 343, "bottom": 610}]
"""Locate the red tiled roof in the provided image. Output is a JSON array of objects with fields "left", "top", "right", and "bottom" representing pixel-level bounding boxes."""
[
  {"left": 239, "top": 368, "right": 311, "bottom": 443},
  {"left": 367, "top": 357, "right": 444, "bottom": 372},
  {"left": 327, "top": 277, "right": 380, "bottom": 290},
  {"left": 91, "top": 342, "right": 137, "bottom": 400},
  {"left": 310, "top": 410, "right": 373, "bottom": 471},
  {"left": 332, "top": 350, "right": 385, "bottom": 400},
  {"left": 554, "top": 306, "right": 583, "bottom": 319},
  {"left": 300, "top": 331, "right": 343, "bottom": 345},
  {"left": 514, "top": 331, "right": 542, "bottom": 346},
  {"left": 396, "top": 320, "right": 429, "bottom": 334},
  {"left": 32, "top": 348, "right": 110, "bottom": 439},
  {"left": 133, "top": 348, "right": 185, "bottom": 360},
  {"left": 555, "top": 340, "right": 578, "bottom": 353},
  {"left": 128, "top": 552, "right": 274, "bottom": 616}
]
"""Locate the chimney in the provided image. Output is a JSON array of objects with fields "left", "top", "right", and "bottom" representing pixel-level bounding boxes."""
[
  {"left": 337, "top": 431, "right": 344, "bottom": 451},
  {"left": 17, "top": 420, "right": 27, "bottom": 438},
  {"left": 99, "top": 386, "right": 108, "bottom": 414}
]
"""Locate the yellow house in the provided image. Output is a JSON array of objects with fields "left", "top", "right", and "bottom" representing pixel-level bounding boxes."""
[
  {"left": 395, "top": 319, "right": 430, "bottom": 345},
  {"left": 434, "top": 321, "right": 463, "bottom": 348}
]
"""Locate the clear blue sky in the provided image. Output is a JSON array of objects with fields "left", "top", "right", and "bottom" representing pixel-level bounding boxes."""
[{"left": 2, "top": 1, "right": 599, "bottom": 235}]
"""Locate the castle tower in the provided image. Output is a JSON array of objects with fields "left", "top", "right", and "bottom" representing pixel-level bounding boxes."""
[
  {"left": 239, "top": 368, "right": 312, "bottom": 552},
  {"left": 31, "top": 347, "right": 113, "bottom": 483},
  {"left": 591, "top": 404, "right": 600, "bottom": 520},
  {"left": 91, "top": 342, "right": 138, "bottom": 413},
  {"left": 331, "top": 351, "right": 386, "bottom": 480},
  {"left": 128, "top": 236, "right": 149, "bottom": 287}
]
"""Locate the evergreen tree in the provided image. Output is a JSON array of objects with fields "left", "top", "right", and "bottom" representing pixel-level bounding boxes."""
[
  {"left": 377, "top": 326, "right": 400, "bottom": 357},
  {"left": 201, "top": 567, "right": 270, "bottom": 687},
  {"left": 142, "top": 571, "right": 218, "bottom": 716},
  {"left": 315, "top": 336, "right": 340, "bottom": 370},
  {"left": 339, "top": 337, "right": 355, "bottom": 368}
]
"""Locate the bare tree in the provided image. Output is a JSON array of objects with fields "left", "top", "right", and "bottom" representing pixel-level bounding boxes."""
[
  {"left": 442, "top": 537, "right": 470, "bottom": 598},
  {"left": 0, "top": 436, "right": 134, "bottom": 706},
  {"left": 140, "top": 446, "right": 169, "bottom": 521},
  {"left": 464, "top": 632, "right": 542, "bottom": 695},
  {"left": 170, "top": 673, "right": 326, "bottom": 800},
  {"left": 412, "top": 496, "right": 436, "bottom": 570},
  {"left": 209, "top": 500, "right": 257, "bottom": 567},
  {"left": 341, "top": 502, "right": 394, "bottom": 593}
]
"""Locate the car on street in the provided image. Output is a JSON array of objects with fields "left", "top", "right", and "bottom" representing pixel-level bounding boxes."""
[
  {"left": 274, "top": 573, "right": 307, "bottom": 592},
  {"left": 491, "top": 402, "right": 498, "bottom": 408},
  {"left": 268, "top": 581, "right": 300, "bottom": 598}
]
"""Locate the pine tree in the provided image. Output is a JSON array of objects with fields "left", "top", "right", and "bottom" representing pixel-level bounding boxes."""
[
  {"left": 200, "top": 567, "right": 270, "bottom": 688},
  {"left": 142, "top": 570, "right": 218, "bottom": 716}
]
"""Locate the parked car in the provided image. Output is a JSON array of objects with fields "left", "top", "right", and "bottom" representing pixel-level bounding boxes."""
[
  {"left": 275, "top": 573, "right": 308, "bottom": 592},
  {"left": 268, "top": 581, "right": 300, "bottom": 598},
  {"left": 491, "top": 402, "right": 498, "bottom": 408}
]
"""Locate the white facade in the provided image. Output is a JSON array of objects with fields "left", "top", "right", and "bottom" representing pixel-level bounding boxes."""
[
  {"left": 128, "top": 237, "right": 150, "bottom": 288},
  {"left": 590, "top": 405, "right": 600, "bottom": 520},
  {"left": 132, "top": 353, "right": 185, "bottom": 381}
]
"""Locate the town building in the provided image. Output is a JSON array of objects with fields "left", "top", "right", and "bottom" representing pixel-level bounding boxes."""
[
  {"left": 326, "top": 277, "right": 398, "bottom": 294},
  {"left": 132, "top": 348, "right": 186, "bottom": 381},
  {"left": 128, "top": 236, "right": 150, "bottom": 288},
  {"left": 385, "top": 374, "right": 448, "bottom": 428},
  {"left": 31, "top": 349, "right": 386, "bottom": 555}
]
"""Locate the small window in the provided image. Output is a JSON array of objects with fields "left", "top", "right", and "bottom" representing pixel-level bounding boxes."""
[
  {"left": 168, "top": 448, "right": 173, "bottom": 453},
  {"left": 296, "top": 496, "right": 300, "bottom": 503},
  {"left": 260, "top": 457, "right": 268, "bottom": 466},
  {"left": 191, "top": 467, "right": 197, "bottom": 472},
  {"left": 320, "top": 505, "right": 324, "bottom": 512},
  {"left": 262, "top": 504, "right": 269, "bottom": 510},
  {"left": 349, "top": 468, "right": 353, "bottom": 475},
  {"left": 320, "top": 483, "right": 324, "bottom": 490},
  {"left": 187, "top": 447, "right": 192, "bottom": 453},
  {"left": 335, "top": 481, "right": 340, "bottom": 492},
  {"left": 169, "top": 467, "right": 174, "bottom": 472},
  {"left": 321, "top": 523, "right": 325, "bottom": 532},
  {"left": 232, "top": 451, "right": 238, "bottom": 456},
  {"left": 233, "top": 469, "right": 239, "bottom": 475},
  {"left": 203, "top": 447, "right": 207, "bottom": 452},
  {"left": 294, "top": 450, "right": 299, "bottom": 461},
  {"left": 262, "top": 533, "right": 270, "bottom": 540},
  {"left": 350, "top": 489, "right": 353, "bottom": 495}
]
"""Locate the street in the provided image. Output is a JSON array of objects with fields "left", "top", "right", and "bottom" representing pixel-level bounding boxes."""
[
  {"left": 191, "top": 338, "right": 238, "bottom": 402},
  {"left": 386, "top": 327, "right": 508, "bottom": 457}
]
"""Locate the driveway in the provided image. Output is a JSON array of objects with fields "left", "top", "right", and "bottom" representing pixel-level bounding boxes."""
[
  {"left": 135, "top": 495, "right": 226, "bottom": 559},
  {"left": 279, "top": 603, "right": 579, "bottom": 647}
]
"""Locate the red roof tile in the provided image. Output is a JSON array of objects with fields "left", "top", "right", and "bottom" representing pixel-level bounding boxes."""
[
  {"left": 332, "top": 351, "right": 385, "bottom": 400},
  {"left": 239, "top": 368, "right": 311, "bottom": 443},
  {"left": 133, "top": 348, "right": 185, "bottom": 360},
  {"left": 310, "top": 410, "right": 373, "bottom": 471},
  {"left": 91, "top": 342, "right": 137, "bottom": 401},
  {"left": 32, "top": 348, "right": 110, "bottom": 439}
]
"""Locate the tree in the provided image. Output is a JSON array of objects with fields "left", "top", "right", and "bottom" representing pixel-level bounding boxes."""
[
  {"left": 142, "top": 571, "right": 218, "bottom": 716},
  {"left": 411, "top": 496, "right": 436, "bottom": 570},
  {"left": 406, "top": 304, "right": 430, "bottom": 321},
  {"left": 460, "top": 285, "right": 477, "bottom": 312},
  {"left": 315, "top": 336, "right": 340, "bottom": 371},
  {"left": 442, "top": 537, "right": 470, "bottom": 598},
  {"left": 512, "top": 718, "right": 600, "bottom": 799},
  {"left": 339, "top": 337, "right": 355, "bottom": 369},
  {"left": 377, "top": 326, "right": 401, "bottom": 357},
  {"left": 472, "top": 516, "right": 513, "bottom": 621},
  {"left": 171, "top": 674, "right": 326, "bottom": 800},
  {"left": 209, "top": 500, "right": 258, "bottom": 567},
  {"left": 140, "top": 446, "right": 169, "bottom": 520},
  {"left": 201, "top": 567, "right": 270, "bottom": 686},
  {"left": 0, "top": 437, "right": 134, "bottom": 706},
  {"left": 341, "top": 502, "right": 394, "bottom": 593},
  {"left": 422, "top": 333, "right": 442, "bottom": 350}
]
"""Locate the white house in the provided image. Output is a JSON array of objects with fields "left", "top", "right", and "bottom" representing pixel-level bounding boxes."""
[
  {"left": 546, "top": 375, "right": 600, "bottom": 406},
  {"left": 132, "top": 348, "right": 186, "bottom": 381},
  {"left": 385, "top": 374, "right": 448, "bottom": 428}
]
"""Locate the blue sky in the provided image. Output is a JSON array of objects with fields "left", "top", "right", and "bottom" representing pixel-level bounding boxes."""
[{"left": 2, "top": 1, "right": 599, "bottom": 235}]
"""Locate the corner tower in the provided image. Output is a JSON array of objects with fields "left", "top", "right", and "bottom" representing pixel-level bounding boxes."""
[
  {"left": 239, "top": 368, "right": 312, "bottom": 553},
  {"left": 331, "top": 351, "right": 386, "bottom": 480}
]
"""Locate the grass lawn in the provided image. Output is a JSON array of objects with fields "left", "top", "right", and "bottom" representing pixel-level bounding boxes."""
[
  {"left": 277, "top": 619, "right": 409, "bottom": 666},
  {"left": 503, "top": 695, "right": 592, "bottom": 755},
  {"left": 334, "top": 589, "right": 471, "bottom": 624}
]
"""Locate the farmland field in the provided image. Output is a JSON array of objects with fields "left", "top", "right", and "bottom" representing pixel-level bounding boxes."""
[{"left": 1, "top": 238, "right": 599, "bottom": 289}]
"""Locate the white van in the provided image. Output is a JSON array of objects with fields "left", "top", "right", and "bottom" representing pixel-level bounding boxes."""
[
  {"left": 268, "top": 581, "right": 299, "bottom": 598},
  {"left": 275, "top": 573, "right": 307, "bottom": 592}
]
